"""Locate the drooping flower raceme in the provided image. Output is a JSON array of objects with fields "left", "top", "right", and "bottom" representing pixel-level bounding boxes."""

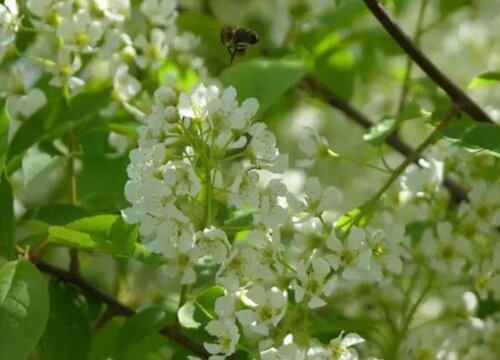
[{"left": 122, "top": 83, "right": 372, "bottom": 359}]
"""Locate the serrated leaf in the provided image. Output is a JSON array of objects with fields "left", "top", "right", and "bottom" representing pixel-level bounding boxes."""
[
  {"left": 0, "top": 173, "right": 14, "bottom": 259},
  {"left": 468, "top": 71, "right": 500, "bottom": 90},
  {"left": 40, "top": 281, "right": 91, "bottom": 360},
  {"left": 113, "top": 306, "right": 175, "bottom": 358},
  {"left": 221, "top": 59, "right": 307, "bottom": 114},
  {"left": 0, "top": 259, "right": 49, "bottom": 360}
]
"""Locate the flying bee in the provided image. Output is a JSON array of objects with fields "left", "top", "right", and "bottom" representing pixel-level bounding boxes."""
[{"left": 220, "top": 26, "right": 259, "bottom": 64}]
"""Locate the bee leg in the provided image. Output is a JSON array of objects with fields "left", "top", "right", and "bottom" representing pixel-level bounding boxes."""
[
  {"left": 229, "top": 48, "right": 237, "bottom": 64},
  {"left": 226, "top": 45, "right": 233, "bottom": 56}
]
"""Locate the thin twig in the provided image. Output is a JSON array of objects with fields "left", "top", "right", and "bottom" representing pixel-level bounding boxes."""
[
  {"left": 35, "top": 261, "right": 210, "bottom": 359},
  {"left": 362, "top": 0, "right": 494, "bottom": 124},
  {"left": 397, "top": 0, "right": 429, "bottom": 114},
  {"left": 371, "top": 103, "right": 462, "bottom": 202},
  {"left": 300, "top": 76, "right": 469, "bottom": 203}
]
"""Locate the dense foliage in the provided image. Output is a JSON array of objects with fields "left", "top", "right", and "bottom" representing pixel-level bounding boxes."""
[{"left": 1, "top": 0, "right": 500, "bottom": 359}]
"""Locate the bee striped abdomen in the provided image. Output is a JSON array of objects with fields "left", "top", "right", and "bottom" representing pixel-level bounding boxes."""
[{"left": 220, "top": 26, "right": 259, "bottom": 64}]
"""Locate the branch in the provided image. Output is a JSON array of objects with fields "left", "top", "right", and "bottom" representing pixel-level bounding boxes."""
[
  {"left": 301, "top": 77, "right": 469, "bottom": 203},
  {"left": 35, "top": 261, "right": 209, "bottom": 359},
  {"left": 361, "top": 0, "right": 494, "bottom": 124}
]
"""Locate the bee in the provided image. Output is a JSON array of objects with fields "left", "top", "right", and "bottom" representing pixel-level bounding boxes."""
[{"left": 220, "top": 26, "right": 259, "bottom": 64}]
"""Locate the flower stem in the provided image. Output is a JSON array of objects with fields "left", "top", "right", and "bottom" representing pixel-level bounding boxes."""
[{"left": 328, "top": 150, "right": 390, "bottom": 173}]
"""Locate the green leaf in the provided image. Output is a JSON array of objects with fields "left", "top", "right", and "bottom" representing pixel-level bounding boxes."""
[
  {"left": 47, "top": 215, "right": 164, "bottom": 265},
  {"left": 77, "top": 154, "right": 129, "bottom": 200},
  {"left": 48, "top": 215, "right": 137, "bottom": 256},
  {"left": 113, "top": 306, "right": 175, "bottom": 358},
  {"left": 40, "top": 281, "right": 91, "bottom": 360},
  {"left": 31, "top": 204, "right": 91, "bottom": 226},
  {"left": 335, "top": 202, "right": 376, "bottom": 238},
  {"left": 193, "top": 286, "right": 225, "bottom": 323},
  {"left": 439, "top": 117, "right": 500, "bottom": 158},
  {"left": 363, "top": 116, "right": 397, "bottom": 146},
  {"left": 7, "top": 87, "right": 111, "bottom": 170},
  {"left": 0, "top": 173, "right": 14, "bottom": 259},
  {"left": 0, "top": 259, "right": 49, "bottom": 360},
  {"left": 468, "top": 71, "right": 500, "bottom": 90},
  {"left": 0, "top": 100, "right": 9, "bottom": 174},
  {"left": 364, "top": 103, "right": 425, "bottom": 146},
  {"left": 220, "top": 59, "right": 307, "bottom": 114},
  {"left": 438, "top": 0, "right": 473, "bottom": 16},
  {"left": 88, "top": 319, "right": 122, "bottom": 360},
  {"left": 313, "top": 41, "right": 355, "bottom": 100},
  {"left": 460, "top": 123, "right": 500, "bottom": 157}
]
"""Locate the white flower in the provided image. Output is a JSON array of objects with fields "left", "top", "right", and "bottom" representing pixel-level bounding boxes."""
[
  {"left": 112, "top": 64, "right": 141, "bottom": 103},
  {"left": 296, "top": 128, "right": 330, "bottom": 168},
  {"left": 458, "top": 179, "right": 500, "bottom": 234},
  {"left": 160, "top": 242, "right": 197, "bottom": 284},
  {"left": 49, "top": 46, "right": 84, "bottom": 93},
  {"left": 248, "top": 123, "right": 279, "bottom": 168},
  {"left": 228, "top": 170, "right": 260, "bottom": 209},
  {"left": 0, "top": 64, "right": 46, "bottom": 119},
  {"left": 366, "top": 213, "right": 405, "bottom": 281},
  {"left": 163, "top": 160, "right": 201, "bottom": 197},
  {"left": 100, "top": 30, "right": 136, "bottom": 73},
  {"left": 260, "top": 334, "right": 305, "bottom": 360},
  {"left": 108, "top": 131, "right": 129, "bottom": 154},
  {"left": 135, "top": 28, "right": 169, "bottom": 70},
  {"left": 27, "top": 0, "right": 71, "bottom": 26},
  {"left": 57, "top": 9, "right": 103, "bottom": 53},
  {"left": 247, "top": 229, "right": 284, "bottom": 274},
  {"left": 214, "top": 294, "right": 236, "bottom": 319},
  {"left": 400, "top": 158, "right": 444, "bottom": 202},
  {"left": 255, "top": 179, "right": 288, "bottom": 228},
  {"left": 470, "top": 247, "right": 500, "bottom": 300},
  {"left": 140, "top": 0, "right": 177, "bottom": 27},
  {"left": 0, "top": 0, "right": 19, "bottom": 57},
  {"left": 326, "top": 227, "right": 371, "bottom": 280},
  {"left": 178, "top": 83, "right": 219, "bottom": 120},
  {"left": 193, "top": 227, "right": 231, "bottom": 263},
  {"left": 204, "top": 318, "right": 240, "bottom": 359},
  {"left": 236, "top": 285, "right": 287, "bottom": 336},
  {"left": 92, "top": 0, "right": 130, "bottom": 24},
  {"left": 292, "top": 256, "right": 336, "bottom": 309},
  {"left": 303, "top": 177, "right": 343, "bottom": 217},
  {"left": 420, "top": 222, "right": 470, "bottom": 275},
  {"left": 330, "top": 333, "right": 365, "bottom": 360}
]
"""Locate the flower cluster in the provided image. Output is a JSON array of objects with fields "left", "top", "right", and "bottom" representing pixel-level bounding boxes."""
[
  {"left": 122, "top": 83, "right": 375, "bottom": 359},
  {"left": 0, "top": 0, "right": 205, "bottom": 123}
]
